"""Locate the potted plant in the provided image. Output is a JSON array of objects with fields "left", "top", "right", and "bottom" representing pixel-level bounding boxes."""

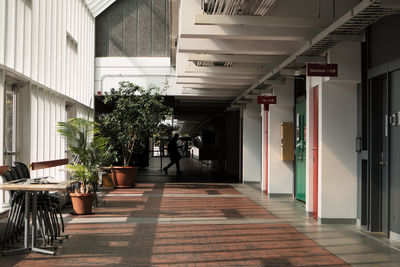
[
  {"left": 57, "top": 118, "right": 110, "bottom": 214},
  {"left": 99, "top": 81, "right": 172, "bottom": 187}
]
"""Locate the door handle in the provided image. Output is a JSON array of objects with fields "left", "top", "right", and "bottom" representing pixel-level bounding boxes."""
[{"left": 312, "top": 147, "right": 317, "bottom": 150}]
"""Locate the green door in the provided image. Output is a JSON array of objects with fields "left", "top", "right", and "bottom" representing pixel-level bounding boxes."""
[{"left": 295, "top": 101, "right": 306, "bottom": 202}]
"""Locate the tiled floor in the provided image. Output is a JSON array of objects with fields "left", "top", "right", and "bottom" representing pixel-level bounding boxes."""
[{"left": 1, "top": 182, "right": 400, "bottom": 266}]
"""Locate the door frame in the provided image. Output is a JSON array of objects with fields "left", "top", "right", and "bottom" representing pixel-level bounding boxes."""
[{"left": 312, "top": 85, "right": 319, "bottom": 220}]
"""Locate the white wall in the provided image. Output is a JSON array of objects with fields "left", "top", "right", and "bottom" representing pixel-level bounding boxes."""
[
  {"left": 0, "top": 0, "right": 95, "bottom": 108},
  {"left": 268, "top": 80, "right": 294, "bottom": 194},
  {"left": 0, "top": 0, "right": 95, "bottom": 207},
  {"left": 95, "top": 57, "right": 175, "bottom": 94},
  {"left": 242, "top": 101, "right": 262, "bottom": 182},
  {"left": 306, "top": 41, "right": 360, "bottom": 220},
  {"left": 319, "top": 81, "right": 358, "bottom": 219}
]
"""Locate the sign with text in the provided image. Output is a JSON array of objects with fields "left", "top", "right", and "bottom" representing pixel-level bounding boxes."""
[
  {"left": 307, "top": 63, "right": 338, "bottom": 77},
  {"left": 257, "top": 96, "right": 277, "bottom": 105},
  {"left": 257, "top": 96, "right": 277, "bottom": 111}
]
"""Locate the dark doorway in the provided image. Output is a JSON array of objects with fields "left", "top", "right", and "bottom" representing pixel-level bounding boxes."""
[{"left": 368, "top": 74, "right": 389, "bottom": 233}]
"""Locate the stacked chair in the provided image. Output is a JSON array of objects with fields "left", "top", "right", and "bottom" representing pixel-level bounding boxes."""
[{"left": 1, "top": 162, "right": 67, "bottom": 251}]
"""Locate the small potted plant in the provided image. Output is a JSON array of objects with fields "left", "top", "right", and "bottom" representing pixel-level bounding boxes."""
[
  {"left": 99, "top": 81, "right": 172, "bottom": 187},
  {"left": 58, "top": 118, "right": 110, "bottom": 214}
]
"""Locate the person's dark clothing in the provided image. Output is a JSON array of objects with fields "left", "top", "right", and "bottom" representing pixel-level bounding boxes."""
[
  {"left": 164, "top": 138, "right": 182, "bottom": 174},
  {"left": 167, "top": 139, "right": 181, "bottom": 161}
]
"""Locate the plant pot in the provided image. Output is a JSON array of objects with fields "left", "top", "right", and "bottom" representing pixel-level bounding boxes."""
[
  {"left": 70, "top": 192, "right": 95, "bottom": 215},
  {"left": 111, "top": 166, "right": 138, "bottom": 188}
]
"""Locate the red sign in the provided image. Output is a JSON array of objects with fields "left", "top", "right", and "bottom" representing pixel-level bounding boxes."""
[
  {"left": 307, "top": 63, "right": 338, "bottom": 77},
  {"left": 257, "top": 96, "right": 277, "bottom": 105}
]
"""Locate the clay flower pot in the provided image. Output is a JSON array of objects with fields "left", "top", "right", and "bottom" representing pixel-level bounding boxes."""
[
  {"left": 111, "top": 166, "right": 138, "bottom": 188},
  {"left": 70, "top": 193, "right": 95, "bottom": 215}
]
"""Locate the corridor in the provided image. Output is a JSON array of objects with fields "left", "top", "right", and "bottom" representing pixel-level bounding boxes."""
[{"left": 3, "top": 181, "right": 400, "bottom": 266}]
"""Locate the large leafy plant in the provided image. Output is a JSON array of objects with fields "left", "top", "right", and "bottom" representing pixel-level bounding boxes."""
[
  {"left": 99, "top": 82, "right": 172, "bottom": 166},
  {"left": 57, "top": 118, "right": 110, "bottom": 193}
]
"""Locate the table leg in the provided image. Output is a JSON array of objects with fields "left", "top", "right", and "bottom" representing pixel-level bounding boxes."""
[
  {"left": 1, "top": 193, "right": 30, "bottom": 255},
  {"left": 31, "top": 192, "right": 37, "bottom": 248},
  {"left": 31, "top": 192, "right": 55, "bottom": 255},
  {"left": 25, "top": 192, "right": 29, "bottom": 249}
]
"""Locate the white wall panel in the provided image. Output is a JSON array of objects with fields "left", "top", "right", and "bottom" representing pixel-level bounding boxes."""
[
  {"left": 5, "top": 0, "right": 16, "bottom": 69},
  {"left": 50, "top": 0, "right": 57, "bottom": 90},
  {"left": 23, "top": 0, "right": 32, "bottom": 77},
  {"left": 0, "top": 0, "right": 95, "bottom": 184},
  {"left": 43, "top": 91, "right": 50, "bottom": 177},
  {"left": 44, "top": 0, "right": 52, "bottom": 87},
  {"left": 30, "top": 85, "right": 38, "bottom": 178},
  {"left": 15, "top": 0, "right": 24, "bottom": 73},
  {"left": 36, "top": 88, "right": 44, "bottom": 178},
  {"left": 30, "top": 0, "right": 39, "bottom": 80},
  {"left": 38, "top": 0, "right": 45, "bottom": 84},
  {"left": 0, "top": 0, "right": 5, "bottom": 65}
]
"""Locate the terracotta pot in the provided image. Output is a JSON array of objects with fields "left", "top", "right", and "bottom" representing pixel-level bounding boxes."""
[
  {"left": 70, "top": 193, "right": 95, "bottom": 215},
  {"left": 111, "top": 166, "right": 138, "bottom": 188}
]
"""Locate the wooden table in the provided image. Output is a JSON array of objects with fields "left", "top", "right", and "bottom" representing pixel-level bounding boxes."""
[{"left": 0, "top": 179, "right": 76, "bottom": 255}]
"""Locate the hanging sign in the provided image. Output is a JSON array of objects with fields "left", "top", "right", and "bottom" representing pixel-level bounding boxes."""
[
  {"left": 307, "top": 63, "right": 338, "bottom": 77},
  {"left": 257, "top": 96, "right": 277, "bottom": 105},
  {"left": 257, "top": 96, "right": 277, "bottom": 111}
]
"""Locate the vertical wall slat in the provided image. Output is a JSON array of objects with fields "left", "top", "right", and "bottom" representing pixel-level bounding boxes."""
[
  {"left": 56, "top": 0, "right": 62, "bottom": 93},
  {"left": 44, "top": 0, "right": 52, "bottom": 87},
  {"left": 43, "top": 91, "right": 50, "bottom": 177},
  {"left": 0, "top": 0, "right": 5, "bottom": 65},
  {"left": 38, "top": 0, "right": 45, "bottom": 84},
  {"left": 30, "top": 0, "right": 39, "bottom": 81},
  {"left": 15, "top": 0, "right": 24, "bottom": 72},
  {"left": 5, "top": 0, "right": 16, "bottom": 68},
  {"left": 23, "top": 0, "right": 32, "bottom": 76},
  {"left": 50, "top": 0, "right": 57, "bottom": 89},
  {"left": 36, "top": 87, "right": 44, "bottom": 177},
  {"left": 61, "top": 0, "right": 66, "bottom": 95},
  {"left": 49, "top": 93, "right": 56, "bottom": 178},
  {"left": 30, "top": 85, "right": 38, "bottom": 177}
]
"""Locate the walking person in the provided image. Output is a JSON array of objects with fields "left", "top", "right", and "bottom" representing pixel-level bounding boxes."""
[{"left": 163, "top": 133, "right": 183, "bottom": 175}]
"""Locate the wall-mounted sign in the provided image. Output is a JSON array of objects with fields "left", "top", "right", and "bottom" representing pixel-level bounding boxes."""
[
  {"left": 307, "top": 63, "right": 338, "bottom": 77},
  {"left": 257, "top": 96, "right": 277, "bottom": 111},
  {"left": 257, "top": 96, "right": 277, "bottom": 105}
]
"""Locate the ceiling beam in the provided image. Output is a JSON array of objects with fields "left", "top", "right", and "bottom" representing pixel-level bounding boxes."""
[
  {"left": 182, "top": 84, "right": 246, "bottom": 89},
  {"left": 250, "top": 87, "right": 273, "bottom": 94},
  {"left": 177, "top": 73, "right": 262, "bottom": 79},
  {"left": 180, "top": 25, "right": 319, "bottom": 41},
  {"left": 182, "top": 88, "right": 240, "bottom": 96},
  {"left": 185, "top": 65, "right": 269, "bottom": 75},
  {"left": 187, "top": 54, "right": 286, "bottom": 64},
  {"left": 295, "top": 55, "right": 326, "bottom": 64},
  {"left": 195, "top": 14, "right": 334, "bottom": 28},
  {"left": 177, "top": 78, "right": 253, "bottom": 86},
  {"left": 178, "top": 38, "right": 303, "bottom": 55}
]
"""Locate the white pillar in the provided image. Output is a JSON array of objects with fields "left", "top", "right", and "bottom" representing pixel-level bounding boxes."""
[
  {"left": 242, "top": 100, "right": 262, "bottom": 183},
  {"left": 306, "top": 41, "right": 360, "bottom": 222},
  {"left": 268, "top": 79, "right": 294, "bottom": 194}
]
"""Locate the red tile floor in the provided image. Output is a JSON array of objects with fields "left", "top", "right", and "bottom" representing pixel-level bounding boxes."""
[{"left": 0, "top": 183, "right": 350, "bottom": 266}]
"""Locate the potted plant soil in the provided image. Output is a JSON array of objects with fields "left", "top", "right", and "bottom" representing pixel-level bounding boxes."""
[
  {"left": 58, "top": 118, "right": 110, "bottom": 214},
  {"left": 99, "top": 82, "right": 172, "bottom": 188}
]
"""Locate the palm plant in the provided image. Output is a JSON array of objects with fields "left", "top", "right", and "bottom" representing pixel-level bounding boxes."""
[{"left": 57, "top": 118, "right": 110, "bottom": 193}]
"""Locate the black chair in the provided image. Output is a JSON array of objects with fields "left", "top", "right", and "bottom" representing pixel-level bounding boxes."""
[
  {"left": 1, "top": 163, "right": 67, "bottom": 250},
  {"left": 14, "top": 162, "right": 30, "bottom": 179}
]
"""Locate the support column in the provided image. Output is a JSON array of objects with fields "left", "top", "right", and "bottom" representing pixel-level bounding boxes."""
[
  {"left": 306, "top": 41, "right": 360, "bottom": 223},
  {"left": 268, "top": 79, "right": 294, "bottom": 194},
  {"left": 242, "top": 100, "right": 262, "bottom": 183}
]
